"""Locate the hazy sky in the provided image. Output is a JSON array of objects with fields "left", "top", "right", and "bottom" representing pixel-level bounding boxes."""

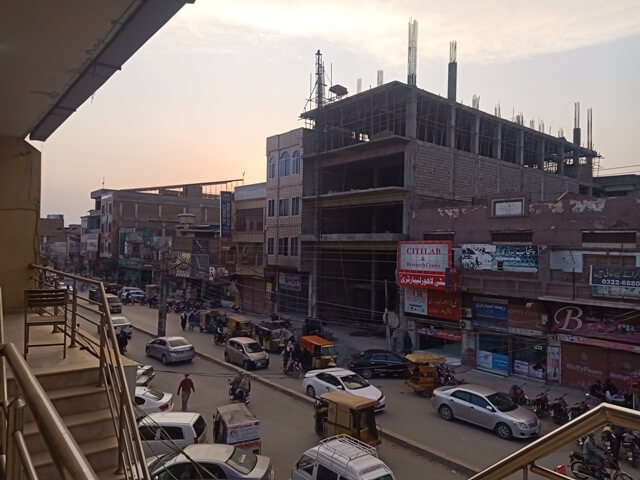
[{"left": 35, "top": 0, "right": 640, "bottom": 224}]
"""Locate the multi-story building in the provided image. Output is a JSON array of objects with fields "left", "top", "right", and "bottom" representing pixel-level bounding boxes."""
[
  {"left": 265, "top": 128, "right": 308, "bottom": 315},
  {"left": 231, "top": 182, "right": 269, "bottom": 313},
  {"left": 594, "top": 173, "right": 640, "bottom": 197},
  {"left": 39, "top": 215, "right": 81, "bottom": 272},
  {"left": 403, "top": 192, "right": 640, "bottom": 390}
]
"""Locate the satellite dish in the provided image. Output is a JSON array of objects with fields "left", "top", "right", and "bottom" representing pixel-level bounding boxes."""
[{"left": 383, "top": 311, "right": 400, "bottom": 329}]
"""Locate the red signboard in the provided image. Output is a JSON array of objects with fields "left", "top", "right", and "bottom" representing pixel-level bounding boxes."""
[
  {"left": 427, "top": 290, "right": 461, "bottom": 321},
  {"left": 552, "top": 304, "right": 640, "bottom": 344},
  {"left": 562, "top": 342, "right": 639, "bottom": 391},
  {"left": 397, "top": 241, "right": 453, "bottom": 291},
  {"left": 508, "top": 303, "right": 545, "bottom": 331}
]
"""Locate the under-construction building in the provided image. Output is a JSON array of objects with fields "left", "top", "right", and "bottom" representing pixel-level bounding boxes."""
[{"left": 293, "top": 43, "right": 597, "bottom": 327}]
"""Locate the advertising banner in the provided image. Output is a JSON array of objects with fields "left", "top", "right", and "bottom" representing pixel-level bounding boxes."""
[
  {"left": 397, "top": 241, "right": 452, "bottom": 291},
  {"left": 427, "top": 290, "right": 461, "bottom": 321},
  {"left": 278, "top": 273, "right": 301, "bottom": 291},
  {"left": 462, "top": 244, "right": 538, "bottom": 272},
  {"left": 472, "top": 297, "right": 508, "bottom": 332},
  {"left": 190, "top": 254, "right": 209, "bottom": 279},
  {"left": 175, "top": 252, "right": 191, "bottom": 278},
  {"left": 477, "top": 351, "right": 508, "bottom": 374},
  {"left": 220, "top": 191, "right": 233, "bottom": 238},
  {"left": 404, "top": 288, "right": 427, "bottom": 315},
  {"left": 508, "top": 303, "right": 545, "bottom": 334},
  {"left": 590, "top": 266, "right": 640, "bottom": 300},
  {"left": 552, "top": 304, "right": 640, "bottom": 344}
]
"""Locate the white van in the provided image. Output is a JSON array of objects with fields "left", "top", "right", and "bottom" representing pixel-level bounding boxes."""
[
  {"left": 291, "top": 435, "right": 395, "bottom": 480},
  {"left": 138, "top": 411, "right": 207, "bottom": 457}
]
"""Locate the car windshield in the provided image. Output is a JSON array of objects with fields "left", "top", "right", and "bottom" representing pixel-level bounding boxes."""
[
  {"left": 226, "top": 447, "right": 258, "bottom": 474},
  {"left": 168, "top": 338, "right": 190, "bottom": 348},
  {"left": 112, "top": 317, "right": 128, "bottom": 325},
  {"left": 487, "top": 392, "right": 518, "bottom": 412},
  {"left": 340, "top": 374, "right": 369, "bottom": 390},
  {"left": 321, "top": 345, "right": 337, "bottom": 356},
  {"left": 143, "top": 388, "right": 165, "bottom": 401},
  {"left": 373, "top": 475, "right": 394, "bottom": 480},
  {"left": 148, "top": 451, "right": 180, "bottom": 473},
  {"left": 107, "top": 297, "right": 119, "bottom": 304},
  {"left": 244, "top": 343, "right": 263, "bottom": 353}
]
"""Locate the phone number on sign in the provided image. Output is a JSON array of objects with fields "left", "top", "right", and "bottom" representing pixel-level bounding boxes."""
[{"left": 598, "top": 279, "right": 640, "bottom": 287}]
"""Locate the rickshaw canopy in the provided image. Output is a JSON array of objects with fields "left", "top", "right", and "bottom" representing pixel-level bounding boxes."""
[
  {"left": 405, "top": 353, "right": 446, "bottom": 365},
  {"left": 320, "top": 390, "right": 377, "bottom": 410}
]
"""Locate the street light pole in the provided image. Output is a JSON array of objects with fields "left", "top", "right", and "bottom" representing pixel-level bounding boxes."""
[{"left": 157, "top": 251, "right": 168, "bottom": 337}]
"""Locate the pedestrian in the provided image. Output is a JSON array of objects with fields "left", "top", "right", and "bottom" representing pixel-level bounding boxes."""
[
  {"left": 177, "top": 373, "right": 195, "bottom": 411},
  {"left": 180, "top": 311, "right": 187, "bottom": 331},
  {"left": 603, "top": 378, "right": 618, "bottom": 400}
]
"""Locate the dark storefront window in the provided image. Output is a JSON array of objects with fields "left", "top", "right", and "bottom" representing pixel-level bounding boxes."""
[
  {"left": 477, "top": 334, "right": 509, "bottom": 374},
  {"left": 512, "top": 337, "right": 546, "bottom": 380}
]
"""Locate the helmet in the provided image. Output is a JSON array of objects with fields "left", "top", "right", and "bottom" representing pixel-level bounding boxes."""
[{"left": 602, "top": 426, "right": 613, "bottom": 434}]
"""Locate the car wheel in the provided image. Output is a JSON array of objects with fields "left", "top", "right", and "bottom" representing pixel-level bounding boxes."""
[
  {"left": 161, "top": 354, "right": 168, "bottom": 365},
  {"left": 438, "top": 405, "right": 454, "bottom": 421},
  {"left": 362, "top": 369, "right": 373, "bottom": 380},
  {"left": 224, "top": 352, "right": 230, "bottom": 363},
  {"left": 306, "top": 385, "right": 316, "bottom": 398},
  {"left": 495, "top": 422, "right": 513, "bottom": 440}
]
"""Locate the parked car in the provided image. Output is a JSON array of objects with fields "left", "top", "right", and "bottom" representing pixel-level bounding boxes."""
[
  {"left": 147, "top": 444, "right": 274, "bottom": 480},
  {"left": 136, "top": 364, "right": 155, "bottom": 386},
  {"left": 134, "top": 386, "right": 173, "bottom": 417},
  {"left": 303, "top": 368, "right": 385, "bottom": 412},
  {"left": 121, "top": 288, "right": 146, "bottom": 302},
  {"left": 98, "top": 315, "right": 132, "bottom": 338},
  {"left": 145, "top": 336, "right": 195, "bottom": 365},
  {"left": 138, "top": 411, "right": 207, "bottom": 456},
  {"left": 224, "top": 337, "right": 269, "bottom": 370},
  {"left": 431, "top": 384, "right": 541, "bottom": 440},
  {"left": 348, "top": 349, "right": 409, "bottom": 379}
]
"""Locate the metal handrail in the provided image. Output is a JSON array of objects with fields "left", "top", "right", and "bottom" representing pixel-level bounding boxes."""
[
  {"left": 30, "top": 266, "right": 150, "bottom": 479},
  {"left": 469, "top": 403, "right": 640, "bottom": 480}
]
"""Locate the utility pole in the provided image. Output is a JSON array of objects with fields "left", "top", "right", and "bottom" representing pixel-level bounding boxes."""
[
  {"left": 384, "top": 279, "right": 390, "bottom": 350},
  {"left": 157, "top": 251, "right": 169, "bottom": 337}
]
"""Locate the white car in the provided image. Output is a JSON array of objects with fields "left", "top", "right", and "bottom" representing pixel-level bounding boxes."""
[
  {"left": 136, "top": 364, "right": 155, "bottom": 386},
  {"left": 134, "top": 386, "right": 173, "bottom": 417},
  {"left": 302, "top": 368, "right": 386, "bottom": 412},
  {"left": 121, "top": 288, "right": 146, "bottom": 302}
]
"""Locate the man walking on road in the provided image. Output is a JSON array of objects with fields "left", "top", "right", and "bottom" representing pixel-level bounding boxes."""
[{"left": 177, "top": 373, "right": 195, "bottom": 411}]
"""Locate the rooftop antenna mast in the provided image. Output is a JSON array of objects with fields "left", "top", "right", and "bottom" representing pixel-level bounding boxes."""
[
  {"left": 407, "top": 18, "right": 418, "bottom": 86},
  {"left": 315, "top": 50, "right": 325, "bottom": 108},
  {"left": 587, "top": 107, "right": 593, "bottom": 150}
]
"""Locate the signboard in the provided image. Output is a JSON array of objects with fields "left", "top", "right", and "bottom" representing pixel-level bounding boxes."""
[
  {"left": 590, "top": 266, "right": 640, "bottom": 300},
  {"left": 427, "top": 290, "right": 461, "bottom": 321},
  {"left": 508, "top": 303, "right": 545, "bottom": 334},
  {"left": 472, "top": 297, "right": 508, "bottom": 331},
  {"left": 416, "top": 327, "right": 461, "bottom": 342},
  {"left": 397, "top": 241, "right": 452, "bottom": 291},
  {"left": 552, "top": 304, "right": 640, "bottom": 344},
  {"left": 220, "top": 191, "right": 233, "bottom": 238},
  {"left": 209, "top": 266, "right": 229, "bottom": 281},
  {"left": 175, "top": 252, "right": 191, "bottom": 278},
  {"left": 191, "top": 254, "right": 210, "bottom": 279},
  {"left": 405, "top": 288, "right": 427, "bottom": 315},
  {"left": 477, "top": 351, "right": 509, "bottom": 374},
  {"left": 278, "top": 273, "right": 301, "bottom": 291},
  {"left": 83, "top": 233, "right": 99, "bottom": 253},
  {"left": 462, "top": 244, "right": 538, "bottom": 272}
]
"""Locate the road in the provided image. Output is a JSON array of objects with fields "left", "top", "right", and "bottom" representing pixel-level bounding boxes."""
[{"left": 79, "top": 303, "right": 640, "bottom": 479}]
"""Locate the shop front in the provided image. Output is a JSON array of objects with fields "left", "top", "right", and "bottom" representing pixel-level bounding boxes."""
[
  {"left": 472, "top": 296, "right": 509, "bottom": 375},
  {"left": 508, "top": 302, "right": 547, "bottom": 380}
]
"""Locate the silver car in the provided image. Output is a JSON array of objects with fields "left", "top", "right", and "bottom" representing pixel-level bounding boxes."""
[
  {"left": 431, "top": 384, "right": 540, "bottom": 440},
  {"left": 145, "top": 336, "right": 195, "bottom": 365}
]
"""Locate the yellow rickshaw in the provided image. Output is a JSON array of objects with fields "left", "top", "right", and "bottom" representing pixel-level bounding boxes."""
[
  {"left": 300, "top": 335, "right": 337, "bottom": 370},
  {"left": 226, "top": 315, "right": 254, "bottom": 338},
  {"left": 405, "top": 352, "right": 446, "bottom": 397},
  {"left": 253, "top": 322, "right": 292, "bottom": 352},
  {"left": 313, "top": 391, "right": 381, "bottom": 447}
]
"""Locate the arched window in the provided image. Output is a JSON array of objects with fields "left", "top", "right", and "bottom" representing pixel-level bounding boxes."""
[
  {"left": 268, "top": 157, "right": 276, "bottom": 179},
  {"left": 292, "top": 150, "right": 301, "bottom": 174},
  {"left": 279, "top": 151, "right": 290, "bottom": 177}
]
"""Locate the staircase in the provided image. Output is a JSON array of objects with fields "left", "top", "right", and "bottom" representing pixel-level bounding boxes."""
[{"left": 8, "top": 362, "right": 125, "bottom": 479}]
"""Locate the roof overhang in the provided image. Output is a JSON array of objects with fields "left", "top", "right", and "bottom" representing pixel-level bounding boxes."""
[{"left": 0, "top": 0, "right": 193, "bottom": 142}]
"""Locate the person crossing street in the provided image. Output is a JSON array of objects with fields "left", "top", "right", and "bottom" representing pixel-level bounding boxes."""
[{"left": 177, "top": 373, "right": 195, "bottom": 411}]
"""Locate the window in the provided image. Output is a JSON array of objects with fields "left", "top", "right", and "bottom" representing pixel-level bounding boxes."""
[
  {"left": 138, "top": 426, "right": 158, "bottom": 440},
  {"left": 491, "top": 231, "right": 532, "bottom": 243},
  {"left": 423, "top": 232, "right": 454, "bottom": 242},
  {"left": 291, "top": 197, "right": 300, "bottom": 215},
  {"left": 582, "top": 231, "right": 636, "bottom": 245},
  {"left": 267, "top": 199, "right": 275, "bottom": 217},
  {"left": 451, "top": 390, "right": 471, "bottom": 402},
  {"left": 469, "top": 394, "right": 490, "bottom": 409},
  {"left": 268, "top": 157, "right": 276, "bottom": 179},
  {"left": 267, "top": 238, "right": 274, "bottom": 255},
  {"left": 295, "top": 454, "right": 316, "bottom": 475},
  {"left": 134, "top": 396, "right": 145, "bottom": 405},
  {"left": 279, "top": 198, "right": 289, "bottom": 217},
  {"left": 317, "top": 373, "right": 341, "bottom": 387},
  {"left": 278, "top": 237, "right": 289, "bottom": 256},
  {"left": 317, "top": 464, "right": 338, "bottom": 480},
  {"left": 292, "top": 150, "right": 301, "bottom": 174},
  {"left": 290, "top": 237, "right": 299, "bottom": 256},
  {"left": 279, "top": 151, "right": 290, "bottom": 177},
  {"left": 159, "top": 426, "right": 184, "bottom": 440}
]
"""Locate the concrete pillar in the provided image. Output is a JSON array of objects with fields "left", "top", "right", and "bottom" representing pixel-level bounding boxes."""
[
  {"left": 406, "top": 88, "right": 417, "bottom": 139},
  {"left": 557, "top": 143, "right": 565, "bottom": 176},
  {"left": 493, "top": 123, "right": 502, "bottom": 160},
  {"left": 537, "top": 137, "right": 545, "bottom": 170},
  {"left": 472, "top": 115, "right": 480, "bottom": 155},
  {"left": 516, "top": 130, "right": 524, "bottom": 165},
  {"left": 370, "top": 253, "right": 376, "bottom": 322},
  {"left": 447, "top": 105, "right": 456, "bottom": 148},
  {"left": 308, "top": 250, "right": 317, "bottom": 318}
]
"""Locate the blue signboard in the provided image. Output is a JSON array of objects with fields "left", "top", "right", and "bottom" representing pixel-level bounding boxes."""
[
  {"left": 492, "top": 354, "right": 509, "bottom": 373},
  {"left": 473, "top": 297, "right": 508, "bottom": 321},
  {"left": 494, "top": 245, "right": 538, "bottom": 272},
  {"left": 220, "top": 191, "right": 233, "bottom": 239}
]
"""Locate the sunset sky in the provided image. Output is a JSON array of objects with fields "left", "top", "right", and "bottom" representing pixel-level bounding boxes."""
[{"left": 34, "top": 0, "right": 640, "bottom": 224}]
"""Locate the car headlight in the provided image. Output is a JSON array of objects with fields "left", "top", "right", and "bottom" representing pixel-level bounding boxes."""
[{"left": 514, "top": 422, "right": 528, "bottom": 429}]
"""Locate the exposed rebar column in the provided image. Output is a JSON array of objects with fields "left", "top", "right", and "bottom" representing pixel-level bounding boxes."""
[
  {"left": 315, "top": 50, "right": 324, "bottom": 109},
  {"left": 407, "top": 18, "right": 418, "bottom": 86},
  {"left": 448, "top": 41, "right": 457, "bottom": 101},
  {"left": 573, "top": 102, "right": 581, "bottom": 146}
]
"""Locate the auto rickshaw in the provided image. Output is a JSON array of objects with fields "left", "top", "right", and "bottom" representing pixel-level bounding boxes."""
[
  {"left": 199, "top": 309, "right": 225, "bottom": 333},
  {"left": 253, "top": 322, "right": 292, "bottom": 352},
  {"left": 313, "top": 391, "right": 381, "bottom": 447},
  {"left": 405, "top": 352, "right": 446, "bottom": 397},
  {"left": 300, "top": 335, "right": 337, "bottom": 370},
  {"left": 226, "top": 315, "right": 254, "bottom": 338},
  {"left": 213, "top": 403, "right": 261, "bottom": 454}
]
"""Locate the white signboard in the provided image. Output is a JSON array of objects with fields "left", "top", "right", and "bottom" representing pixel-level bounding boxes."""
[
  {"left": 398, "top": 242, "right": 450, "bottom": 272},
  {"left": 404, "top": 288, "right": 427, "bottom": 315}
]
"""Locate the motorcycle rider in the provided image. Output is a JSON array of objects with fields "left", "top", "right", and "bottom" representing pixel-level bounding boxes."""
[
  {"left": 214, "top": 321, "right": 225, "bottom": 345},
  {"left": 509, "top": 384, "right": 527, "bottom": 405},
  {"left": 589, "top": 380, "right": 605, "bottom": 403},
  {"left": 230, "top": 373, "right": 251, "bottom": 403},
  {"left": 583, "top": 431, "right": 605, "bottom": 479},
  {"left": 117, "top": 330, "right": 128, "bottom": 355},
  {"left": 602, "top": 425, "right": 621, "bottom": 459}
]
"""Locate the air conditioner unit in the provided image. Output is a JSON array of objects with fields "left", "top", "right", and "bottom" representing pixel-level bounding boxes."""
[
  {"left": 461, "top": 307, "right": 472, "bottom": 319},
  {"left": 460, "top": 320, "right": 472, "bottom": 331}
]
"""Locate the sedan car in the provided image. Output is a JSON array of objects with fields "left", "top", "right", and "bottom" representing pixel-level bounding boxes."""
[
  {"left": 145, "top": 336, "right": 195, "bottom": 365},
  {"left": 134, "top": 386, "right": 173, "bottom": 417},
  {"left": 431, "top": 384, "right": 540, "bottom": 440},
  {"left": 121, "top": 289, "right": 146, "bottom": 302},
  {"left": 348, "top": 349, "right": 409, "bottom": 379},
  {"left": 136, "top": 364, "right": 155, "bottom": 387},
  {"left": 147, "top": 444, "right": 274, "bottom": 480},
  {"left": 303, "top": 368, "right": 385, "bottom": 412}
]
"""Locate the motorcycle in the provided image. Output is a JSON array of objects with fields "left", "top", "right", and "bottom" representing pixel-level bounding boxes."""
[
  {"left": 551, "top": 394, "right": 569, "bottom": 424},
  {"left": 622, "top": 431, "right": 640, "bottom": 468},
  {"left": 532, "top": 389, "right": 551, "bottom": 418},
  {"left": 437, "top": 364, "right": 463, "bottom": 386},
  {"left": 283, "top": 359, "right": 302, "bottom": 379},
  {"left": 509, "top": 384, "right": 529, "bottom": 406},
  {"left": 569, "top": 400, "right": 590, "bottom": 421},
  {"left": 213, "top": 331, "right": 228, "bottom": 346},
  {"left": 228, "top": 380, "right": 250, "bottom": 405},
  {"left": 569, "top": 449, "right": 632, "bottom": 480}
]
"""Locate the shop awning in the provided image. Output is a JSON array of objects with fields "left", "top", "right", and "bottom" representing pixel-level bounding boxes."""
[{"left": 538, "top": 295, "right": 640, "bottom": 311}]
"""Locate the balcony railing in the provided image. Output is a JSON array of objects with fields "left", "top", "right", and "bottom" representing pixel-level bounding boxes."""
[{"left": 30, "top": 265, "right": 150, "bottom": 480}]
